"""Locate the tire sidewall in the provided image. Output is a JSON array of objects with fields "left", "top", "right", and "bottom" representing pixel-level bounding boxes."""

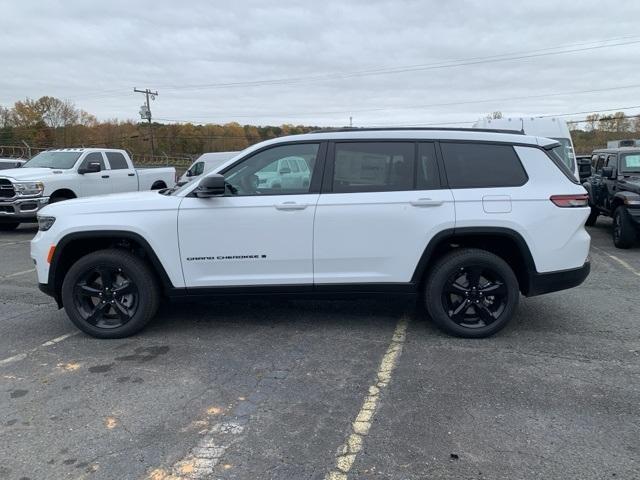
[
  {"left": 425, "top": 250, "right": 519, "bottom": 338},
  {"left": 61, "top": 250, "right": 159, "bottom": 338}
]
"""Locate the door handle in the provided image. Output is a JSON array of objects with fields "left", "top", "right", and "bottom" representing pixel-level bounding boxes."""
[
  {"left": 101, "top": 175, "right": 110, "bottom": 179},
  {"left": 127, "top": 173, "right": 135, "bottom": 177},
  {"left": 410, "top": 198, "right": 443, "bottom": 207},
  {"left": 275, "top": 202, "right": 308, "bottom": 210}
]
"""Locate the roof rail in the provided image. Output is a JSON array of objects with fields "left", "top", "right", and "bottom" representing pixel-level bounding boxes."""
[{"left": 309, "top": 127, "right": 525, "bottom": 135}]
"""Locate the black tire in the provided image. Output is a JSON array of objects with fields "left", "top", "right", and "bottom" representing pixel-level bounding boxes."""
[
  {"left": 585, "top": 207, "right": 599, "bottom": 226},
  {"left": 424, "top": 248, "right": 519, "bottom": 338},
  {"left": 0, "top": 222, "right": 19, "bottom": 231},
  {"left": 49, "top": 196, "right": 70, "bottom": 204},
  {"left": 613, "top": 206, "right": 637, "bottom": 249},
  {"left": 61, "top": 249, "right": 160, "bottom": 338}
]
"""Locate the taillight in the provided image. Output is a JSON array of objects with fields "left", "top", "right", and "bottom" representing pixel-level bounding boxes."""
[{"left": 550, "top": 194, "right": 589, "bottom": 207}]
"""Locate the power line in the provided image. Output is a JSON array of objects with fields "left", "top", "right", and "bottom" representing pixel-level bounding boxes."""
[
  {"left": 152, "top": 83, "right": 640, "bottom": 123},
  {"left": 50, "top": 34, "right": 640, "bottom": 102}
]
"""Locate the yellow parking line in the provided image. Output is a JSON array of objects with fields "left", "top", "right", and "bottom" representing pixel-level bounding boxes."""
[
  {"left": 592, "top": 246, "right": 640, "bottom": 277},
  {"left": 325, "top": 313, "right": 410, "bottom": 480},
  {"left": 1, "top": 268, "right": 36, "bottom": 279}
]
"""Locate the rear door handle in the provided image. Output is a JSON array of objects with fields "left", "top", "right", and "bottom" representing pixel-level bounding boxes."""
[
  {"left": 275, "top": 202, "right": 308, "bottom": 210},
  {"left": 410, "top": 198, "right": 443, "bottom": 207},
  {"left": 101, "top": 175, "right": 110, "bottom": 179}
]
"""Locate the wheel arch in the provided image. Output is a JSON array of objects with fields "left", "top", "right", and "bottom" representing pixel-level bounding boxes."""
[
  {"left": 151, "top": 180, "right": 167, "bottom": 190},
  {"left": 48, "top": 230, "right": 174, "bottom": 307},
  {"left": 50, "top": 188, "right": 77, "bottom": 200},
  {"left": 412, "top": 227, "right": 537, "bottom": 295}
]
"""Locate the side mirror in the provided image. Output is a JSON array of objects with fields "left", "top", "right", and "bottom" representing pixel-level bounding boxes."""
[
  {"left": 279, "top": 167, "right": 291, "bottom": 175},
  {"left": 195, "top": 174, "right": 226, "bottom": 198},
  {"left": 601, "top": 166, "right": 615, "bottom": 179},
  {"left": 78, "top": 162, "right": 101, "bottom": 174}
]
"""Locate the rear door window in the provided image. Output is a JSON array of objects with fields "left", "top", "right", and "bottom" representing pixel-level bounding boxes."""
[
  {"left": 441, "top": 142, "right": 527, "bottom": 188},
  {"left": 332, "top": 142, "right": 414, "bottom": 193},
  {"left": 105, "top": 152, "right": 129, "bottom": 170}
]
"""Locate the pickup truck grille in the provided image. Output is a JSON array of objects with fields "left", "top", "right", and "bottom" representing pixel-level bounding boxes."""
[{"left": 0, "top": 179, "right": 15, "bottom": 198}]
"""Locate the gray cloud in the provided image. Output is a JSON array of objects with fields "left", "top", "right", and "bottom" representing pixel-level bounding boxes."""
[{"left": 1, "top": 0, "right": 639, "bottom": 126}]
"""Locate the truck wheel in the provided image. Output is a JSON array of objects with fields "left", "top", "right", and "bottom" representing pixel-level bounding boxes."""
[
  {"left": 424, "top": 248, "right": 519, "bottom": 338},
  {"left": 61, "top": 249, "right": 160, "bottom": 339},
  {"left": 613, "top": 206, "right": 637, "bottom": 249},
  {"left": 585, "top": 207, "right": 599, "bottom": 226},
  {"left": 0, "top": 222, "right": 19, "bottom": 231}
]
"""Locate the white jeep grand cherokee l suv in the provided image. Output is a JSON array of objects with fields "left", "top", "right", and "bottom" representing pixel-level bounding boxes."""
[{"left": 31, "top": 128, "right": 591, "bottom": 339}]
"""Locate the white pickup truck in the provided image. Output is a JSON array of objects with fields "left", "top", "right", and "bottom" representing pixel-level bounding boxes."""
[{"left": 0, "top": 148, "right": 175, "bottom": 230}]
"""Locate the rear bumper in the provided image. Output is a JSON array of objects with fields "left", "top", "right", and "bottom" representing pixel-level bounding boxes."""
[
  {"left": 0, "top": 197, "right": 49, "bottom": 222},
  {"left": 526, "top": 260, "right": 590, "bottom": 297}
]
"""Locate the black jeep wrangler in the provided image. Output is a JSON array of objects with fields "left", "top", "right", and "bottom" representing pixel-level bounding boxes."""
[{"left": 584, "top": 148, "right": 640, "bottom": 248}]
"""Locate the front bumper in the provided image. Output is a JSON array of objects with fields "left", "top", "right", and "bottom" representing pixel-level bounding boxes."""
[
  {"left": 627, "top": 207, "right": 640, "bottom": 225},
  {"left": 526, "top": 260, "right": 591, "bottom": 297},
  {"left": 0, "top": 196, "right": 49, "bottom": 222}
]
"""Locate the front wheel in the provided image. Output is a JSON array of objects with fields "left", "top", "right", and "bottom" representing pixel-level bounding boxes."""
[
  {"left": 424, "top": 249, "right": 520, "bottom": 338},
  {"left": 613, "top": 206, "right": 637, "bottom": 249},
  {"left": 61, "top": 249, "right": 160, "bottom": 338},
  {"left": 0, "top": 222, "right": 19, "bottom": 231}
]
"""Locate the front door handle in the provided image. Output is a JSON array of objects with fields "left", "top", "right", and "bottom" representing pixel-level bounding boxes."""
[
  {"left": 410, "top": 198, "right": 443, "bottom": 207},
  {"left": 275, "top": 202, "right": 308, "bottom": 210},
  {"left": 101, "top": 175, "right": 110, "bottom": 179}
]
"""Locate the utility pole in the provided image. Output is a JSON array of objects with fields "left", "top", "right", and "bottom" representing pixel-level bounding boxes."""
[{"left": 134, "top": 87, "right": 158, "bottom": 157}]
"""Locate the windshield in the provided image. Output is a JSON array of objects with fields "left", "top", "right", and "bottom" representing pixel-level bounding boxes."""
[
  {"left": 22, "top": 151, "right": 82, "bottom": 169},
  {"left": 621, "top": 153, "right": 640, "bottom": 173},
  {"left": 550, "top": 138, "right": 576, "bottom": 172}
]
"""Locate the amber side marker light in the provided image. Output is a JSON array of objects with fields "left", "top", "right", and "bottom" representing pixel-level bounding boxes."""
[
  {"left": 550, "top": 194, "right": 589, "bottom": 208},
  {"left": 47, "top": 246, "right": 56, "bottom": 264}
]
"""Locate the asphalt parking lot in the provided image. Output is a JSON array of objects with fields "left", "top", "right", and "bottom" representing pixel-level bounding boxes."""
[{"left": 1, "top": 220, "right": 639, "bottom": 480}]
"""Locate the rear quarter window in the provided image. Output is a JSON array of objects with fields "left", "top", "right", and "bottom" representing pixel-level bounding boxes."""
[{"left": 441, "top": 142, "right": 527, "bottom": 188}]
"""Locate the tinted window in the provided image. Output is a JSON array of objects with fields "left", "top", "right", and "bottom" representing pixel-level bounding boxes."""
[
  {"left": 333, "top": 142, "right": 414, "bottom": 193},
  {"left": 621, "top": 153, "right": 640, "bottom": 172},
  {"left": 79, "top": 152, "right": 105, "bottom": 170},
  {"left": 190, "top": 162, "right": 204, "bottom": 176},
  {"left": 224, "top": 143, "right": 319, "bottom": 196},
  {"left": 441, "top": 143, "right": 527, "bottom": 188},
  {"left": 106, "top": 152, "right": 129, "bottom": 170},
  {"left": 417, "top": 143, "right": 440, "bottom": 189}
]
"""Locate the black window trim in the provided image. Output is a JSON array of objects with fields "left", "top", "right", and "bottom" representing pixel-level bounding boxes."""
[{"left": 437, "top": 140, "right": 530, "bottom": 189}]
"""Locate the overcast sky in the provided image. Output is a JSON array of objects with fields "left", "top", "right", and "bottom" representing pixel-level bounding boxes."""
[{"left": 2, "top": 0, "right": 640, "bottom": 127}]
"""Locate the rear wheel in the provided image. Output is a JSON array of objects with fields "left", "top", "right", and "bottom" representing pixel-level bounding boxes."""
[
  {"left": 61, "top": 249, "right": 160, "bottom": 338},
  {"left": 424, "top": 249, "right": 519, "bottom": 338},
  {"left": 0, "top": 222, "right": 19, "bottom": 231},
  {"left": 585, "top": 207, "right": 599, "bottom": 226},
  {"left": 613, "top": 206, "right": 637, "bottom": 249}
]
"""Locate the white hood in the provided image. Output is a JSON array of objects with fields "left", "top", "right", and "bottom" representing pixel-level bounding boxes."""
[{"left": 0, "top": 168, "right": 67, "bottom": 181}]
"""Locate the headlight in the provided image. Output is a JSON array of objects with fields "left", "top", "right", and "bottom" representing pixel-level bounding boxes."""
[
  {"left": 14, "top": 181, "right": 44, "bottom": 196},
  {"left": 37, "top": 216, "right": 56, "bottom": 231}
]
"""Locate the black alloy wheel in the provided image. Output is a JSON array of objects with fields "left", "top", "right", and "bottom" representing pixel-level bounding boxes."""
[
  {"left": 442, "top": 265, "right": 507, "bottom": 329},
  {"left": 61, "top": 249, "right": 160, "bottom": 338},
  {"left": 424, "top": 248, "right": 519, "bottom": 338},
  {"left": 73, "top": 266, "right": 139, "bottom": 329}
]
